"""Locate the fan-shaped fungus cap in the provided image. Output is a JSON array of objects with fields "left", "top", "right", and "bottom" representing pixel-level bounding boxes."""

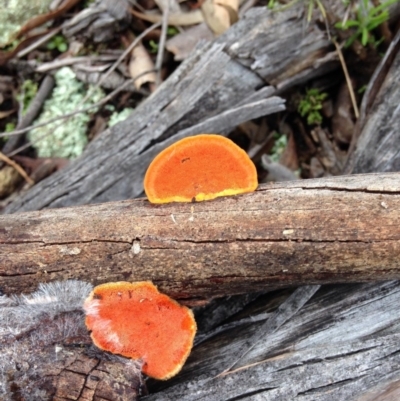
[
  {"left": 84, "top": 281, "right": 196, "bottom": 380},
  {"left": 144, "top": 134, "right": 258, "bottom": 203}
]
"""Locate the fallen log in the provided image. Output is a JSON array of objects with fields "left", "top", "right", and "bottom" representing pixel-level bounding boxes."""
[
  {"left": 2, "top": 3, "right": 400, "bottom": 400},
  {"left": 1, "top": 172, "right": 400, "bottom": 300}
]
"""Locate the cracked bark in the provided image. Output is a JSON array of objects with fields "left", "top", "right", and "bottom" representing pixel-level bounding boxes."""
[
  {"left": 1, "top": 172, "right": 400, "bottom": 301},
  {"left": 1, "top": 326, "right": 143, "bottom": 401}
]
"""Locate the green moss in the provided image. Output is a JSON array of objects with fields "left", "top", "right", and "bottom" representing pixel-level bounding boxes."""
[
  {"left": 298, "top": 88, "right": 328, "bottom": 126},
  {"left": 18, "top": 80, "right": 38, "bottom": 115},
  {"left": 270, "top": 132, "right": 287, "bottom": 163}
]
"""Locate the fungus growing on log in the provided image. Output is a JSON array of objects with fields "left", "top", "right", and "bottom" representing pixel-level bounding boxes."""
[
  {"left": 84, "top": 281, "right": 197, "bottom": 380},
  {"left": 144, "top": 134, "right": 258, "bottom": 203}
]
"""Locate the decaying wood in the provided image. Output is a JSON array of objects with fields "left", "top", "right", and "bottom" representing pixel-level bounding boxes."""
[
  {"left": 2, "top": 172, "right": 400, "bottom": 299},
  {"left": 147, "top": 281, "right": 400, "bottom": 401},
  {"left": 5, "top": 4, "right": 337, "bottom": 213},
  {"left": 150, "top": 33, "right": 400, "bottom": 400},
  {"left": 1, "top": 319, "right": 143, "bottom": 401},
  {"left": 0, "top": 280, "right": 144, "bottom": 400},
  {"left": 2, "top": 75, "right": 55, "bottom": 156},
  {"left": 145, "top": 19, "right": 400, "bottom": 401},
  {"left": 62, "top": 0, "right": 132, "bottom": 43},
  {"left": 2, "top": 3, "right": 400, "bottom": 401},
  {"left": 346, "top": 29, "right": 400, "bottom": 174}
]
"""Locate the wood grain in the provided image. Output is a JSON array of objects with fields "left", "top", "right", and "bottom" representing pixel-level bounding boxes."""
[{"left": 2, "top": 172, "right": 400, "bottom": 300}]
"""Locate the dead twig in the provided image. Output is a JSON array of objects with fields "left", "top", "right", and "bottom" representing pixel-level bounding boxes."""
[
  {"left": 2, "top": 75, "right": 55, "bottom": 156},
  {"left": 333, "top": 38, "right": 359, "bottom": 119},
  {"left": 35, "top": 55, "right": 120, "bottom": 73},
  {"left": 80, "top": 22, "right": 161, "bottom": 105},
  {"left": 0, "top": 152, "right": 34, "bottom": 185},
  {"left": 17, "top": 28, "right": 61, "bottom": 59},
  {"left": 155, "top": 0, "right": 170, "bottom": 86},
  {"left": 0, "top": 23, "right": 161, "bottom": 142},
  {"left": 16, "top": 0, "right": 81, "bottom": 39},
  {"left": 130, "top": 8, "right": 204, "bottom": 25},
  {"left": 3, "top": 75, "right": 54, "bottom": 155}
]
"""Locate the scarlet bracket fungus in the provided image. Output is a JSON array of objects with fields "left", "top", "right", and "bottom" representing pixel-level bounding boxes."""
[
  {"left": 84, "top": 281, "right": 196, "bottom": 380},
  {"left": 144, "top": 134, "right": 258, "bottom": 203}
]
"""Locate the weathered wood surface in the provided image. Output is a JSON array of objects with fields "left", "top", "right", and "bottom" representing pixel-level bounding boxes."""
[
  {"left": 4, "top": 3, "right": 336, "bottom": 213},
  {"left": 147, "top": 281, "right": 400, "bottom": 401},
  {"left": 2, "top": 3, "right": 400, "bottom": 401},
  {"left": 346, "top": 29, "right": 400, "bottom": 174},
  {"left": 2, "top": 172, "right": 400, "bottom": 299},
  {"left": 146, "top": 21, "right": 400, "bottom": 401},
  {"left": 0, "top": 280, "right": 144, "bottom": 400}
]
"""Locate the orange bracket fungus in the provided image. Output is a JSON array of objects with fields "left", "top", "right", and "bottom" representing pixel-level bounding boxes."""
[
  {"left": 84, "top": 281, "right": 197, "bottom": 380},
  {"left": 144, "top": 134, "right": 258, "bottom": 203}
]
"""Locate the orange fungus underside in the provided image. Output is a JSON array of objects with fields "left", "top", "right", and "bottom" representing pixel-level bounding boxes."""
[
  {"left": 144, "top": 134, "right": 258, "bottom": 203},
  {"left": 84, "top": 281, "right": 197, "bottom": 380}
]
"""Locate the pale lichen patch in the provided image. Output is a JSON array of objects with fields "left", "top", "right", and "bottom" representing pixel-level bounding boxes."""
[
  {"left": 283, "top": 229, "right": 294, "bottom": 235},
  {"left": 59, "top": 246, "right": 81, "bottom": 256},
  {"left": 132, "top": 241, "right": 141, "bottom": 255}
]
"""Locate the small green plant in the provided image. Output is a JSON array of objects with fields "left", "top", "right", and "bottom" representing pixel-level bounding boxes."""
[
  {"left": 335, "top": 0, "right": 399, "bottom": 47},
  {"left": 298, "top": 88, "right": 328, "bottom": 126},
  {"left": 270, "top": 132, "right": 287, "bottom": 163},
  {"left": 5, "top": 122, "right": 16, "bottom": 133},
  {"left": 149, "top": 40, "right": 159, "bottom": 54},
  {"left": 17, "top": 80, "right": 38, "bottom": 115},
  {"left": 2, "top": 39, "right": 20, "bottom": 52},
  {"left": 0, "top": 122, "right": 15, "bottom": 143},
  {"left": 358, "top": 84, "right": 367, "bottom": 94},
  {"left": 83, "top": 0, "right": 96, "bottom": 7},
  {"left": 268, "top": 0, "right": 326, "bottom": 21},
  {"left": 267, "top": 0, "right": 278, "bottom": 8},
  {"left": 167, "top": 26, "right": 179, "bottom": 36},
  {"left": 47, "top": 34, "right": 68, "bottom": 53}
]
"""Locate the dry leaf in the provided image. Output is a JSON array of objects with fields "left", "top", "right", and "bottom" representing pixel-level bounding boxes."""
[
  {"left": 217, "top": 0, "right": 239, "bottom": 11},
  {"left": 130, "top": 8, "right": 204, "bottom": 26},
  {"left": 0, "top": 30, "right": 55, "bottom": 67},
  {"left": 154, "top": 0, "right": 180, "bottom": 13},
  {"left": 332, "top": 81, "right": 355, "bottom": 145},
  {"left": 166, "top": 23, "right": 214, "bottom": 61},
  {"left": 279, "top": 132, "right": 299, "bottom": 171},
  {"left": 0, "top": 109, "right": 16, "bottom": 119},
  {"left": 201, "top": 0, "right": 238, "bottom": 35},
  {"left": 129, "top": 43, "right": 157, "bottom": 90},
  {"left": 0, "top": 166, "right": 21, "bottom": 199},
  {"left": 216, "top": 0, "right": 238, "bottom": 23}
]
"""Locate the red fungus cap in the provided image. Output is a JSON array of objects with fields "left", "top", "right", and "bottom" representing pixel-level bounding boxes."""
[
  {"left": 144, "top": 134, "right": 258, "bottom": 203},
  {"left": 84, "top": 281, "right": 196, "bottom": 380}
]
